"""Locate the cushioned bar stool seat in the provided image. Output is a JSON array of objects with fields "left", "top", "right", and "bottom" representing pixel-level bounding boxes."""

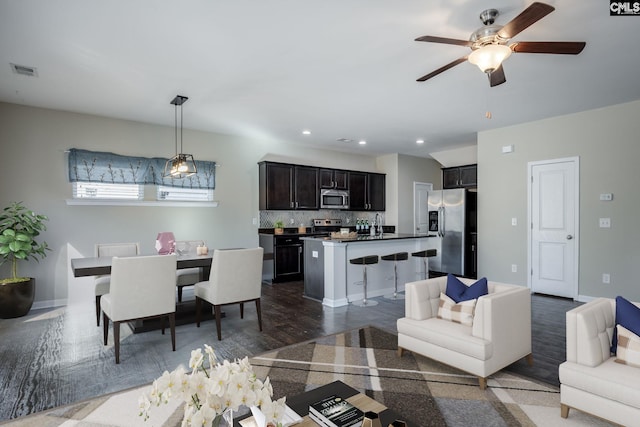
[
  {"left": 412, "top": 249, "right": 437, "bottom": 280},
  {"left": 349, "top": 255, "right": 379, "bottom": 307},
  {"left": 381, "top": 252, "right": 408, "bottom": 300}
]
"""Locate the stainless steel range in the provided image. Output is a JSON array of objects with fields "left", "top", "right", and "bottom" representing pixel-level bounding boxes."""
[{"left": 312, "top": 218, "right": 343, "bottom": 235}]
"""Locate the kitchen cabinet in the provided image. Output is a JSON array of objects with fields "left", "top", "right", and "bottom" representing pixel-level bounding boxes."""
[
  {"left": 259, "top": 162, "right": 319, "bottom": 210},
  {"left": 348, "top": 171, "right": 385, "bottom": 211},
  {"left": 442, "top": 164, "right": 477, "bottom": 189},
  {"left": 259, "top": 233, "right": 304, "bottom": 283},
  {"left": 319, "top": 168, "right": 348, "bottom": 190}
]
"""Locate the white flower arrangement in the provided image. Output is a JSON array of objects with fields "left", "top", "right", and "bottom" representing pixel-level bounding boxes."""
[{"left": 139, "top": 344, "right": 287, "bottom": 427}]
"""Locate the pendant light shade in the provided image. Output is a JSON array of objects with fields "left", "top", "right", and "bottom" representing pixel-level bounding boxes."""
[{"left": 163, "top": 95, "right": 197, "bottom": 178}]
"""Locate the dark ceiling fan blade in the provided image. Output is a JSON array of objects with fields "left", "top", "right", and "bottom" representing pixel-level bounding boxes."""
[
  {"left": 497, "top": 2, "right": 555, "bottom": 40},
  {"left": 510, "top": 41, "right": 586, "bottom": 54},
  {"left": 488, "top": 65, "right": 506, "bottom": 87},
  {"left": 416, "top": 56, "right": 468, "bottom": 82},
  {"left": 415, "top": 35, "right": 472, "bottom": 47}
]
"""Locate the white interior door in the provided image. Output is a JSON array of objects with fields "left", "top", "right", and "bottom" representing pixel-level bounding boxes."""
[
  {"left": 414, "top": 182, "right": 432, "bottom": 235},
  {"left": 528, "top": 158, "right": 579, "bottom": 298}
]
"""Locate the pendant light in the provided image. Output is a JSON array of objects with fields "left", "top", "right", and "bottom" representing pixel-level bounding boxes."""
[{"left": 163, "top": 95, "right": 197, "bottom": 178}]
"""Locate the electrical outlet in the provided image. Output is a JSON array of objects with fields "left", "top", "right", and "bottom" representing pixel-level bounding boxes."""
[
  {"left": 602, "top": 273, "right": 610, "bottom": 284},
  {"left": 511, "top": 264, "right": 517, "bottom": 273},
  {"left": 511, "top": 217, "right": 517, "bottom": 226},
  {"left": 599, "top": 218, "right": 611, "bottom": 228}
]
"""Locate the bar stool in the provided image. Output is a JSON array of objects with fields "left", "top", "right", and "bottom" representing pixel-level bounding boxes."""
[
  {"left": 349, "top": 255, "right": 379, "bottom": 307},
  {"left": 381, "top": 252, "right": 408, "bottom": 300},
  {"left": 411, "top": 249, "right": 437, "bottom": 280}
]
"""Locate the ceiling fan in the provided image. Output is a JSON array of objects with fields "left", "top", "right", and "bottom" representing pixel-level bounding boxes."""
[{"left": 415, "top": 2, "right": 586, "bottom": 87}]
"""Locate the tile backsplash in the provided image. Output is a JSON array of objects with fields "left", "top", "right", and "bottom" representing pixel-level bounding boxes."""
[{"left": 259, "top": 210, "right": 385, "bottom": 228}]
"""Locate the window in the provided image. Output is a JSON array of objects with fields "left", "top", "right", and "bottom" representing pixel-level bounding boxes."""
[
  {"left": 156, "top": 186, "right": 213, "bottom": 202},
  {"left": 73, "top": 182, "right": 143, "bottom": 200}
]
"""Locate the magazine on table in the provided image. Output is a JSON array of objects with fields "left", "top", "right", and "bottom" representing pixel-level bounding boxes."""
[{"left": 308, "top": 395, "right": 364, "bottom": 427}]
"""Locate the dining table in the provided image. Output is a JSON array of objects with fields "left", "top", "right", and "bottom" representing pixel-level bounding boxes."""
[{"left": 70, "top": 252, "right": 217, "bottom": 333}]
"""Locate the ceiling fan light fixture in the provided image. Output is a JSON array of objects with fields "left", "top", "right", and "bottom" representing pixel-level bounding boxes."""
[{"left": 468, "top": 44, "right": 512, "bottom": 73}]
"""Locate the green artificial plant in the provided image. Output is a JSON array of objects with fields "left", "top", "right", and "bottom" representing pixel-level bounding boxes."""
[{"left": 0, "top": 202, "right": 50, "bottom": 283}]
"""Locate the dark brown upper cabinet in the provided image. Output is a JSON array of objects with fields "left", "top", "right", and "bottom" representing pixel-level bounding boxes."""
[
  {"left": 442, "top": 164, "right": 477, "bottom": 189},
  {"left": 259, "top": 162, "right": 319, "bottom": 210},
  {"left": 319, "top": 168, "right": 348, "bottom": 190},
  {"left": 348, "top": 171, "right": 385, "bottom": 211}
]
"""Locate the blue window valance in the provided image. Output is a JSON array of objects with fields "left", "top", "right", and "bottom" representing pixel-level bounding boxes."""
[{"left": 68, "top": 148, "right": 216, "bottom": 189}]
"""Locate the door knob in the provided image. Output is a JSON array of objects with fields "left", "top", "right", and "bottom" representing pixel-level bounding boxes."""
[{"left": 566, "top": 235, "right": 573, "bottom": 240}]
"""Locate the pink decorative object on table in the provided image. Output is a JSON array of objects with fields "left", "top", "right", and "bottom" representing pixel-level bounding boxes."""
[{"left": 155, "top": 232, "right": 175, "bottom": 254}]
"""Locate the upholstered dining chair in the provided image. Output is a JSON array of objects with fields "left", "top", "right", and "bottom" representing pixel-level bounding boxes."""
[
  {"left": 175, "top": 240, "right": 205, "bottom": 302},
  {"left": 101, "top": 254, "right": 177, "bottom": 364},
  {"left": 94, "top": 242, "right": 140, "bottom": 326},
  {"left": 195, "top": 247, "right": 264, "bottom": 341}
]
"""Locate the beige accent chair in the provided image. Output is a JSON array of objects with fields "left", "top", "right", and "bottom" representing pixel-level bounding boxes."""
[
  {"left": 397, "top": 276, "right": 532, "bottom": 389},
  {"left": 559, "top": 298, "right": 640, "bottom": 425},
  {"left": 94, "top": 242, "right": 140, "bottom": 326},
  {"left": 195, "top": 248, "right": 264, "bottom": 341},
  {"left": 101, "top": 254, "right": 177, "bottom": 364}
]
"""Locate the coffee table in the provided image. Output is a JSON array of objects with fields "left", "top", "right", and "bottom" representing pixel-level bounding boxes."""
[{"left": 236, "top": 380, "right": 415, "bottom": 427}]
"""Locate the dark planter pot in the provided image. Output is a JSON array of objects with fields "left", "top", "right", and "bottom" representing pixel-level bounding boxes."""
[{"left": 0, "top": 278, "right": 35, "bottom": 319}]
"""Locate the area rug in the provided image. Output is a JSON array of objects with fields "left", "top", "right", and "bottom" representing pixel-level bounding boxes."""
[{"left": 0, "top": 327, "right": 613, "bottom": 427}]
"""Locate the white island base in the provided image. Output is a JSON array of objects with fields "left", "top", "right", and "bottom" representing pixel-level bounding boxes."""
[{"left": 309, "top": 234, "right": 432, "bottom": 307}]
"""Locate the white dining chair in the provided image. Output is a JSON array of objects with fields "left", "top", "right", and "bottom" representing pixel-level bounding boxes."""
[
  {"left": 195, "top": 248, "right": 264, "bottom": 340},
  {"left": 175, "top": 240, "right": 205, "bottom": 302},
  {"left": 101, "top": 254, "right": 177, "bottom": 364},
  {"left": 94, "top": 242, "right": 140, "bottom": 326}
]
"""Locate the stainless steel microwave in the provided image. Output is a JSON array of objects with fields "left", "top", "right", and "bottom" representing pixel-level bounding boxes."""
[{"left": 320, "top": 189, "right": 350, "bottom": 209}]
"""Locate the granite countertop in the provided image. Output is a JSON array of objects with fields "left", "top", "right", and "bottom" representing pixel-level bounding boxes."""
[{"left": 300, "top": 233, "right": 433, "bottom": 243}]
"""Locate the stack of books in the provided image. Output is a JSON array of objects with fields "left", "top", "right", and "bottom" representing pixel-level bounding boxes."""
[{"left": 308, "top": 395, "right": 364, "bottom": 427}]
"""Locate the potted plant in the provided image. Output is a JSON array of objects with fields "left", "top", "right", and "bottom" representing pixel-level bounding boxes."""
[
  {"left": 0, "top": 202, "right": 50, "bottom": 318},
  {"left": 273, "top": 220, "right": 285, "bottom": 235}
]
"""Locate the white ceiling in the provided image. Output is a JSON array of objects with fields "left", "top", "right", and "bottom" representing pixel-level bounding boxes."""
[{"left": 1, "top": 1, "right": 639, "bottom": 159}]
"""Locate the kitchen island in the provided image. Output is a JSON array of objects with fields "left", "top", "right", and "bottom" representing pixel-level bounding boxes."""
[{"left": 302, "top": 233, "right": 433, "bottom": 307}]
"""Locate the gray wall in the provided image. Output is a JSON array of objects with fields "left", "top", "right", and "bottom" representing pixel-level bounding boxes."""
[
  {"left": 375, "top": 154, "right": 443, "bottom": 234},
  {"left": 0, "top": 102, "right": 383, "bottom": 307},
  {"left": 478, "top": 100, "right": 640, "bottom": 301}
]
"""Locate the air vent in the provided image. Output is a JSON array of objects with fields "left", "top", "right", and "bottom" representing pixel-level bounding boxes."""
[
  {"left": 337, "top": 138, "right": 353, "bottom": 143},
  {"left": 10, "top": 63, "right": 38, "bottom": 77}
]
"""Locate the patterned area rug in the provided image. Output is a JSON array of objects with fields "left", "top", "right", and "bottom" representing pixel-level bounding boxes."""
[{"left": 0, "top": 327, "right": 613, "bottom": 427}]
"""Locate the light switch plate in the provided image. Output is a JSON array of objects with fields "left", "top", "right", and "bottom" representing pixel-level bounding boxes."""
[{"left": 599, "top": 193, "right": 613, "bottom": 201}]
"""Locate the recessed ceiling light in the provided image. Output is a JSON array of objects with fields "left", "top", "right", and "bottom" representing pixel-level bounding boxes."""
[
  {"left": 416, "top": 139, "right": 424, "bottom": 144},
  {"left": 358, "top": 140, "right": 367, "bottom": 145},
  {"left": 302, "top": 130, "right": 311, "bottom": 135}
]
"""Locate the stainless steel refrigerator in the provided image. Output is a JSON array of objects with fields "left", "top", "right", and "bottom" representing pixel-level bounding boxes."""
[{"left": 427, "top": 188, "right": 476, "bottom": 277}]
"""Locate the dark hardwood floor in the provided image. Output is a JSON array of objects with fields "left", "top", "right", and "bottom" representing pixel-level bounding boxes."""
[{"left": 0, "top": 281, "right": 580, "bottom": 421}]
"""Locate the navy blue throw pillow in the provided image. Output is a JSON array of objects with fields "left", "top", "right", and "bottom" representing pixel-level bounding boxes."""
[
  {"left": 445, "top": 274, "right": 488, "bottom": 303},
  {"left": 611, "top": 296, "right": 640, "bottom": 354}
]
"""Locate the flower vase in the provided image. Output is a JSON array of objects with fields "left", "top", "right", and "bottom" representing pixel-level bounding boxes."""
[{"left": 211, "top": 409, "right": 233, "bottom": 427}]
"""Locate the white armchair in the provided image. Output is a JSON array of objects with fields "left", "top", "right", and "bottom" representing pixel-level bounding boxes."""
[
  {"left": 101, "top": 254, "right": 177, "bottom": 364},
  {"left": 195, "top": 248, "right": 264, "bottom": 341},
  {"left": 397, "top": 276, "right": 532, "bottom": 389},
  {"left": 94, "top": 242, "right": 140, "bottom": 326},
  {"left": 175, "top": 239, "right": 205, "bottom": 302},
  {"left": 559, "top": 298, "right": 640, "bottom": 425}
]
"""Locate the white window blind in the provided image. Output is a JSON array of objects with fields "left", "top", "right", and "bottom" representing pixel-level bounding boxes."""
[
  {"left": 73, "top": 182, "right": 143, "bottom": 200},
  {"left": 156, "top": 186, "right": 213, "bottom": 202}
]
